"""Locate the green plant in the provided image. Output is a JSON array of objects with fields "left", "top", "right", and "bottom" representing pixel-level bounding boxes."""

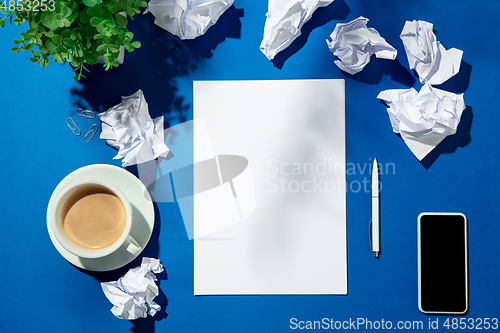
[{"left": 0, "top": 0, "right": 147, "bottom": 79}]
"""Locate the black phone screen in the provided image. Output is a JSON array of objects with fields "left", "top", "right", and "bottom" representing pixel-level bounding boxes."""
[{"left": 419, "top": 213, "right": 468, "bottom": 313}]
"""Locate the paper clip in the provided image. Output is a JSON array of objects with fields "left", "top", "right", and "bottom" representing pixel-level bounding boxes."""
[
  {"left": 66, "top": 117, "right": 81, "bottom": 136},
  {"left": 84, "top": 124, "right": 98, "bottom": 142},
  {"left": 75, "top": 108, "right": 96, "bottom": 119}
]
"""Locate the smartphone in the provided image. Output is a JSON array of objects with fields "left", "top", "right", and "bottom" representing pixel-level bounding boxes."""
[{"left": 418, "top": 212, "right": 468, "bottom": 314}]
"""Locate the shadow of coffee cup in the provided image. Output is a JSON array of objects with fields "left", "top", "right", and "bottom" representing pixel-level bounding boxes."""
[{"left": 47, "top": 180, "right": 141, "bottom": 259}]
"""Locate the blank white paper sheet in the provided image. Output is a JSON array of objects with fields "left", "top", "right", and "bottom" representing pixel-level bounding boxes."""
[{"left": 193, "top": 79, "right": 346, "bottom": 295}]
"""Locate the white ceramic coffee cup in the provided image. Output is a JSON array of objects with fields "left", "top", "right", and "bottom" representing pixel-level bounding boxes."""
[{"left": 48, "top": 180, "right": 141, "bottom": 259}]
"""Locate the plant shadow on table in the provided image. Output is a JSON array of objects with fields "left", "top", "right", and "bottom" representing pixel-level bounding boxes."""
[
  {"left": 271, "top": 0, "right": 350, "bottom": 69},
  {"left": 70, "top": 9, "right": 243, "bottom": 332},
  {"left": 182, "top": 5, "right": 244, "bottom": 59},
  {"left": 70, "top": 5, "right": 244, "bottom": 124},
  {"left": 419, "top": 61, "right": 473, "bottom": 169}
]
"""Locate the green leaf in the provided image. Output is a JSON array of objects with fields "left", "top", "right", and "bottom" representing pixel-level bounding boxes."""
[
  {"left": 55, "top": 45, "right": 67, "bottom": 54},
  {"left": 95, "top": 23, "right": 104, "bottom": 33},
  {"left": 54, "top": 53, "right": 65, "bottom": 63},
  {"left": 44, "top": 29, "right": 54, "bottom": 38},
  {"left": 52, "top": 34, "right": 62, "bottom": 45},
  {"left": 39, "top": 45, "right": 49, "bottom": 54},
  {"left": 71, "top": 1, "right": 79, "bottom": 16},
  {"left": 94, "top": 34, "right": 106, "bottom": 40},
  {"left": 45, "top": 40, "right": 56, "bottom": 52},
  {"left": 61, "top": 5, "right": 72, "bottom": 17},
  {"left": 100, "top": 19, "right": 115, "bottom": 28},
  {"left": 41, "top": 11, "right": 57, "bottom": 29},
  {"left": 108, "top": 44, "right": 118, "bottom": 52},
  {"left": 11, "top": 46, "right": 21, "bottom": 53},
  {"left": 87, "top": 6, "right": 103, "bottom": 17},
  {"left": 0, "top": 18, "right": 5, "bottom": 28},
  {"left": 75, "top": 46, "right": 84, "bottom": 57},
  {"left": 79, "top": 8, "right": 91, "bottom": 24},
  {"left": 96, "top": 43, "right": 107, "bottom": 53},
  {"left": 60, "top": 30, "right": 70, "bottom": 39},
  {"left": 73, "top": 27, "right": 86, "bottom": 40},
  {"left": 109, "top": 27, "right": 119, "bottom": 35},
  {"left": 62, "top": 17, "right": 71, "bottom": 27},
  {"left": 84, "top": 53, "right": 98, "bottom": 64},
  {"left": 115, "top": 13, "right": 127, "bottom": 27},
  {"left": 124, "top": 9, "right": 135, "bottom": 17},
  {"left": 90, "top": 16, "right": 100, "bottom": 27},
  {"left": 63, "top": 37, "right": 75, "bottom": 48},
  {"left": 26, "top": 28, "right": 37, "bottom": 35},
  {"left": 40, "top": 57, "right": 49, "bottom": 67},
  {"left": 104, "top": 0, "right": 121, "bottom": 13},
  {"left": 54, "top": 13, "right": 65, "bottom": 28},
  {"left": 13, "top": 39, "right": 23, "bottom": 44},
  {"left": 83, "top": 0, "right": 98, "bottom": 7},
  {"left": 84, "top": 25, "right": 96, "bottom": 39},
  {"left": 124, "top": 41, "right": 133, "bottom": 52},
  {"left": 131, "top": 41, "right": 141, "bottom": 48}
]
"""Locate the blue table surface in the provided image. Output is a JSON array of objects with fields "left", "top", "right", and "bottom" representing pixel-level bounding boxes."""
[{"left": 1, "top": 1, "right": 499, "bottom": 332}]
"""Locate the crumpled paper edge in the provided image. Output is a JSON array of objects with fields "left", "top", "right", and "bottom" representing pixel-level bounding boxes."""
[
  {"left": 326, "top": 16, "right": 397, "bottom": 74},
  {"left": 101, "top": 258, "right": 165, "bottom": 320},
  {"left": 98, "top": 89, "right": 170, "bottom": 167},
  {"left": 260, "top": 0, "right": 334, "bottom": 60},
  {"left": 377, "top": 83, "right": 465, "bottom": 160},
  {"left": 146, "top": 0, "right": 234, "bottom": 40},
  {"left": 400, "top": 20, "right": 462, "bottom": 85}
]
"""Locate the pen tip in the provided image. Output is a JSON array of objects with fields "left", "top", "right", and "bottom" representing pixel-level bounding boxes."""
[{"left": 375, "top": 252, "right": 379, "bottom": 259}]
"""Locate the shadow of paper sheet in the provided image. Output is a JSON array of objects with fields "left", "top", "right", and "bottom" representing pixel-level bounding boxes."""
[{"left": 137, "top": 119, "right": 256, "bottom": 239}]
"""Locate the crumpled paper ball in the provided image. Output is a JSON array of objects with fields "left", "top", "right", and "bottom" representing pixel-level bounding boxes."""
[
  {"left": 260, "top": 0, "right": 334, "bottom": 61},
  {"left": 101, "top": 257, "right": 165, "bottom": 320},
  {"left": 400, "top": 20, "right": 462, "bottom": 85},
  {"left": 326, "top": 16, "right": 397, "bottom": 74},
  {"left": 377, "top": 83, "right": 465, "bottom": 161},
  {"left": 98, "top": 89, "right": 170, "bottom": 167},
  {"left": 147, "top": 0, "right": 234, "bottom": 40}
]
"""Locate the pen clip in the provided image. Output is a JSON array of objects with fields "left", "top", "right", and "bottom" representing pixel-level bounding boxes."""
[{"left": 369, "top": 219, "right": 373, "bottom": 250}]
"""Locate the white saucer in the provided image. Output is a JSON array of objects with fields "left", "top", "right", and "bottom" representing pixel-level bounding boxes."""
[{"left": 47, "top": 164, "right": 155, "bottom": 271}]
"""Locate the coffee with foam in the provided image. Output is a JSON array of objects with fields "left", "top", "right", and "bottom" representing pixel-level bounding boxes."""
[{"left": 61, "top": 185, "right": 126, "bottom": 250}]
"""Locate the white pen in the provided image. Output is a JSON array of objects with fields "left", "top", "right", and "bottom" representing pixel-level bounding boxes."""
[{"left": 371, "top": 158, "right": 380, "bottom": 258}]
